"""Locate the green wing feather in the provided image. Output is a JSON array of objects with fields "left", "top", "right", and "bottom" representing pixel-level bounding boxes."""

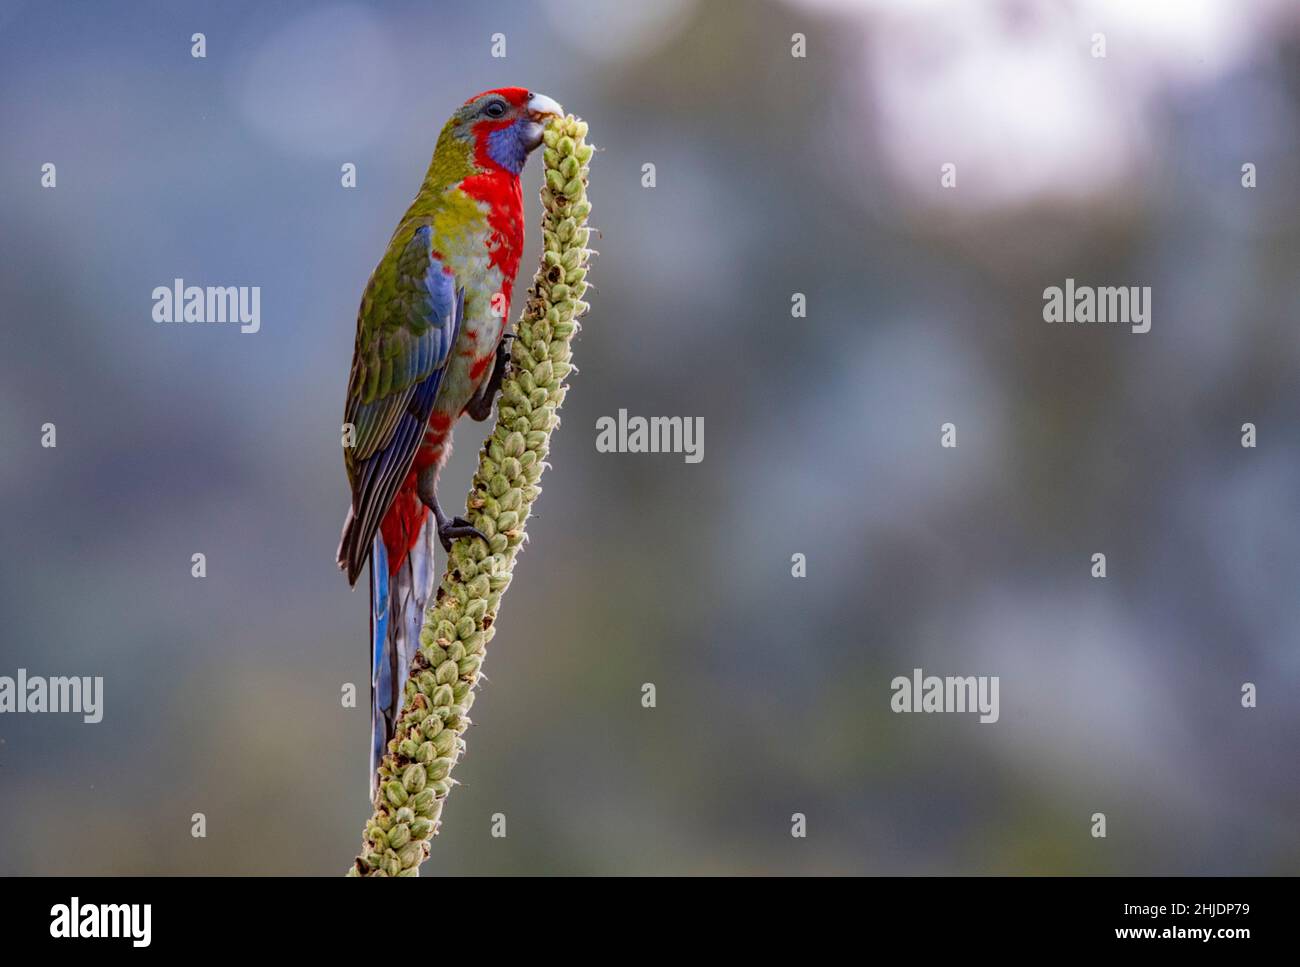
[{"left": 339, "top": 223, "right": 462, "bottom": 580}]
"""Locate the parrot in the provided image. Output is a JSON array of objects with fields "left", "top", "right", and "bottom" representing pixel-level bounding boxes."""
[{"left": 336, "top": 88, "right": 563, "bottom": 790}]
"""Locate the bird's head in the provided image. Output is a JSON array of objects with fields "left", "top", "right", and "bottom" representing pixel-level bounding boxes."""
[{"left": 443, "top": 87, "right": 564, "bottom": 177}]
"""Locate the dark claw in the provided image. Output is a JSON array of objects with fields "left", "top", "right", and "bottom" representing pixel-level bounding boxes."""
[
  {"left": 435, "top": 509, "right": 487, "bottom": 553},
  {"left": 419, "top": 475, "right": 486, "bottom": 552}
]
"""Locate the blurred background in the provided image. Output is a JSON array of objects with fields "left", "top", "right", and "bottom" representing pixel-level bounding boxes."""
[{"left": 1, "top": 0, "right": 1297, "bottom": 874}]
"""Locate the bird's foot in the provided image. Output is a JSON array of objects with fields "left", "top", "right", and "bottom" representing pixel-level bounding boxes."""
[{"left": 433, "top": 503, "right": 488, "bottom": 553}]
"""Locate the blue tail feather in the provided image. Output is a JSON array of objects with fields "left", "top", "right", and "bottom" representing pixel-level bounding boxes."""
[
  {"left": 369, "top": 540, "right": 391, "bottom": 786},
  {"left": 368, "top": 515, "right": 438, "bottom": 797}
]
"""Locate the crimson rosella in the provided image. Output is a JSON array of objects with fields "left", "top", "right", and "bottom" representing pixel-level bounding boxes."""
[{"left": 336, "top": 88, "right": 563, "bottom": 787}]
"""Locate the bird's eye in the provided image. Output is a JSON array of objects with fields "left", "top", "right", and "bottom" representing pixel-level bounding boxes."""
[{"left": 484, "top": 101, "right": 507, "bottom": 119}]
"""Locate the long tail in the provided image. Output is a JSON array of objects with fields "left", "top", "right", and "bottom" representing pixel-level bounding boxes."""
[{"left": 368, "top": 512, "right": 438, "bottom": 797}]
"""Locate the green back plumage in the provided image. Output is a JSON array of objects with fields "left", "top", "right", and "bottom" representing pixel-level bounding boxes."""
[{"left": 349, "top": 118, "right": 487, "bottom": 414}]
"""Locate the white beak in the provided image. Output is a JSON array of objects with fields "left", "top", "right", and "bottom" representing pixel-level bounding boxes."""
[
  {"left": 520, "top": 92, "right": 564, "bottom": 151},
  {"left": 526, "top": 92, "right": 564, "bottom": 121}
]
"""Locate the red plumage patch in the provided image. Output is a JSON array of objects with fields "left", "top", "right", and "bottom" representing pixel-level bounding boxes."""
[
  {"left": 380, "top": 484, "right": 427, "bottom": 575},
  {"left": 460, "top": 171, "right": 524, "bottom": 292},
  {"left": 464, "top": 86, "right": 530, "bottom": 108}
]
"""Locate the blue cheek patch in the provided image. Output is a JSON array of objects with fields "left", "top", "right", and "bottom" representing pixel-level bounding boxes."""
[{"left": 487, "top": 123, "right": 527, "bottom": 174}]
